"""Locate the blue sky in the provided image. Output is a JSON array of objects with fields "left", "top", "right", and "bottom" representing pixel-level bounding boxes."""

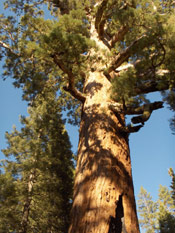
[{"left": 0, "top": 1, "right": 175, "bottom": 206}]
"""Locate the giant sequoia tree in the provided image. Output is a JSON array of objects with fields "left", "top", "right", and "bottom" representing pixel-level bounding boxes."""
[{"left": 0, "top": 0, "right": 175, "bottom": 232}]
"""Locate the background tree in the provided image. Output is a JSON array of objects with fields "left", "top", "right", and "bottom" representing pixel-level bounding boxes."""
[
  {"left": 169, "top": 168, "right": 175, "bottom": 204},
  {"left": 138, "top": 179, "right": 175, "bottom": 233},
  {"left": 0, "top": 169, "right": 20, "bottom": 232},
  {"left": 137, "top": 187, "right": 158, "bottom": 232},
  {"left": 0, "top": 79, "right": 74, "bottom": 233},
  {"left": 0, "top": 0, "right": 175, "bottom": 232}
]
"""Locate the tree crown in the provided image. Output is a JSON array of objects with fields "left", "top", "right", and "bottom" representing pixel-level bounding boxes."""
[{"left": 0, "top": 0, "right": 175, "bottom": 130}]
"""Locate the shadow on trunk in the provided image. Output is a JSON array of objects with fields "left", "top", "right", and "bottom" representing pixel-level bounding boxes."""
[{"left": 69, "top": 102, "right": 139, "bottom": 232}]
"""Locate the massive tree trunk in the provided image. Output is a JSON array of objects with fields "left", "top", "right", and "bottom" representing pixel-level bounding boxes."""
[{"left": 69, "top": 70, "right": 140, "bottom": 233}]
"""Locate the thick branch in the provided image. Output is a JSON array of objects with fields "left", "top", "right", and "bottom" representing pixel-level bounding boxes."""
[
  {"left": 48, "top": 0, "right": 69, "bottom": 14},
  {"left": 110, "top": 25, "right": 129, "bottom": 48},
  {"left": 109, "top": 100, "right": 163, "bottom": 114},
  {"left": 126, "top": 124, "right": 143, "bottom": 133},
  {"left": 125, "top": 101, "right": 164, "bottom": 115},
  {"left": 134, "top": 80, "right": 169, "bottom": 96},
  {"left": 114, "top": 65, "right": 171, "bottom": 96},
  {"left": 52, "top": 55, "right": 86, "bottom": 103},
  {"left": 119, "top": 124, "right": 143, "bottom": 134},
  {"left": 110, "top": 101, "right": 163, "bottom": 131},
  {"left": 130, "top": 101, "right": 163, "bottom": 125},
  {"left": 95, "top": 0, "right": 108, "bottom": 35},
  {"left": 107, "top": 35, "right": 147, "bottom": 74},
  {"left": 94, "top": 0, "right": 113, "bottom": 49},
  {"left": 136, "top": 69, "right": 173, "bottom": 96},
  {"left": 118, "top": 101, "right": 163, "bottom": 132},
  {"left": 98, "top": 19, "right": 106, "bottom": 40},
  {"left": 94, "top": 1, "right": 131, "bottom": 49},
  {"left": 62, "top": 85, "right": 86, "bottom": 103}
]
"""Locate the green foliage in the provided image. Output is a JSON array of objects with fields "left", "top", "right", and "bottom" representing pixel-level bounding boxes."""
[
  {"left": 162, "top": 91, "right": 175, "bottom": 134},
  {"left": 137, "top": 187, "right": 158, "bottom": 232},
  {"left": 38, "top": 9, "right": 95, "bottom": 73},
  {"left": 111, "top": 67, "right": 137, "bottom": 102},
  {"left": 138, "top": 183, "right": 175, "bottom": 233},
  {"left": 169, "top": 168, "right": 175, "bottom": 204},
  {"left": 110, "top": 2, "right": 175, "bottom": 103},
  {"left": 0, "top": 0, "right": 97, "bottom": 124},
  {"left": 1, "top": 0, "right": 175, "bottom": 127},
  {"left": 158, "top": 185, "right": 175, "bottom": 233},
  {"left": 111, "top": 67, "right": 150, "bottom": 106},
  {"left": 0, "top": 1, "right": 94, "bottom": 93},
  {"left": 0, "top": 79, "right": 74, "bottom": 232},
  {"left": 159, "top": 212, "right": 175, "bottom": 233},
  {"left": 0, "top": 171, "right": 20, "bottom": 232}
]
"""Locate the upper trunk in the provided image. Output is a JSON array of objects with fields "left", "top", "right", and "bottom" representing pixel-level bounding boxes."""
[{"left": 69, "top": 70, "right": 140, "bottom": 233}]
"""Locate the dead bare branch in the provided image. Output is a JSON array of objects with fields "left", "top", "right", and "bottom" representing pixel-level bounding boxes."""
[{"left": 0, "top": 40, "right": 19, "bottom": 56}]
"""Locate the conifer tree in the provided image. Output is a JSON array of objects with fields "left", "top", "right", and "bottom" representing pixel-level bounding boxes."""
[
  {"left": 0, "top": 170, "right": 20, "bottom": 232},
  {"left": 169, "top": 168, "right": 175, "bottom": 204},
  {"left": 0, "top": 0, "right": 175, "bottom": 232},
  {"left": 0, "top": 79, "right": 74, "bottom": 233},
  {"left": 137, "top": 187, "right": 158, "bottom": 232},
  {"left": 137, "top": 185, "right": 175, "bottom": 233}
]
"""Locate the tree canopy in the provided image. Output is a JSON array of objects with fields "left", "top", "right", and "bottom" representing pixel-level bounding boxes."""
[
  {"left": 0, "top": 0, "right": 175, "bottom": 130},
  {"left": 137, "top": 173, "right": 175, "bottom": 233}
]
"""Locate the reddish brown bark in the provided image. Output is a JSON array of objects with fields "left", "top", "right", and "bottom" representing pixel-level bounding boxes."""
[{"left": 69, "top": 71, "right": 140, "bottom": 233}]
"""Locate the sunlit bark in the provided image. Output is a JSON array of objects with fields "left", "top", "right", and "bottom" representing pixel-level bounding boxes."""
[{"left": 69, "top": 71, "right": 140, "bottom": 233}]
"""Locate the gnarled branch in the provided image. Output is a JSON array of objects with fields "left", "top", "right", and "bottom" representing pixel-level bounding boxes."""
[
  {"left": 125, "top": 101, "right": 164, "bottom": 115},
  {"left": 94, "top": 0, "right": 112, "bottom": 48},
  {"left": 110, "top": 101, "right": 164, "bottom": 132},
  {"left": 118, "top": 124, "right": 143, "bottom": 134},
  {"left": 52, "top": 54, "right": 86, "bottom": 103},
  {"left": 98, "top": 19, "right": 106, "bottom": 40},
  {"left": 110, "top": 25, "right": 129, "bottom": 48},
  {"left": 130, "top": 101, "right": 163, "bottom": 125},
  {"left": 95, "top": 0, "right": 108, "bottom": 35},
  {"left": 107, "top": 35, "right": 147, "bottom": 74},
  {"left": 126, "top": 124, "right": 143, "bottom": 133}
]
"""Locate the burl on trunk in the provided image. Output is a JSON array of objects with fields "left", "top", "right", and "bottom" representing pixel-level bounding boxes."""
[{"left": 69, "top": 71, "right": 140, "bottom": 233}]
